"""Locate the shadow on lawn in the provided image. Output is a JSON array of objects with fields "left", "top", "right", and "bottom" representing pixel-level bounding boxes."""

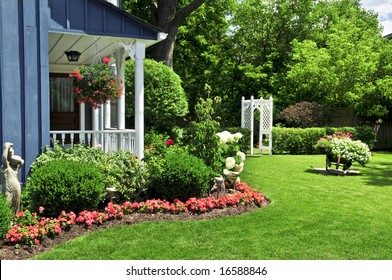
[{"left": 362, "top": 161, "right": 392, "bottom": 187}]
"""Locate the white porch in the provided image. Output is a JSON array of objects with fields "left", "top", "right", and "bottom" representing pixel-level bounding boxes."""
[{"left": 47, "top": 0, "right": 167, "bottom": 158}]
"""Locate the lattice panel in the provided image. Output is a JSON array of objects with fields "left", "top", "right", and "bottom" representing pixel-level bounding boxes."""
[
  {"left": 243, "top": 105, "right": 252, "bottom": 129},
  {"left": 261, "top": 104, "right": 271, "bottom": 131}
]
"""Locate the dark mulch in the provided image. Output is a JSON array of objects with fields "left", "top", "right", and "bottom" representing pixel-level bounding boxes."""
[{"left": 0, "top": 200, "right": 269, "bottom": 260}]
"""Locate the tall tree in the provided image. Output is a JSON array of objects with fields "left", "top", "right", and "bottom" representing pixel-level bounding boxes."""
[
  {"left": 174, "top": 0, "right": 236, "bottom": 123},
  {"left": 123, "top": 0, "right": 208, "bottom": 67},
  {"left": 281, "top": 0, "right": 392, "bottom": 120},
  {"left": 229, "top": 0, "right": 316, "bottom": 111}
]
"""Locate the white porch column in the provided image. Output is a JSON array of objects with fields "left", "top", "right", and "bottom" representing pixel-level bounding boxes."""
[
  {"left": 105, "top": 101, "right": 111, "bottom": 129},
  {"left": 134, "top": 41, "right": 145, "bottom": 160},
  {"left": 114, "top": 49, "right": 126, "bottom": 130},
  {"left": 92, "top": 108, "right": 99, "bottom": 146},
  {"left": 79, "top": 103, "right": 85, "bottom": 131}
]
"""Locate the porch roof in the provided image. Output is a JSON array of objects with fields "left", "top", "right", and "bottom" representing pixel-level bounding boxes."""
[{"left": 48, "top": 0, "right": 165, "bottom": 70}]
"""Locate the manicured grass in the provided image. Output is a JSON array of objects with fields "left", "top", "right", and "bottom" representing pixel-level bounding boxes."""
[{"left": 34, "top": 152, "right": 392, "bottom": 260}]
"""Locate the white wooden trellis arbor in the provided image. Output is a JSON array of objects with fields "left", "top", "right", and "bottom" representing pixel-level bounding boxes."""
[{"left": 241, "top": 96, "right": 273, "bottom": 155}]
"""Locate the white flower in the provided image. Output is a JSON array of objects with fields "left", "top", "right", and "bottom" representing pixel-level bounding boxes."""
[
  {"left": 216, "top": 132, "right": 228, "bottom": 144},
  {"left": 234, "top": 162, "right": 244, "bottom": 173},
  {"left": 223, "top": 131, "right": 234, "bottom": 143},
  {"left": 236, "top": 151, "right": 246, "bottom": 162},
  {"left": 235, "top": 176, "right": 241, "bottom": 184},
  {"left": 233, "top": 132, "right": 243, "bottom": 141},
  {"left": 223, "top": 169, "right": 230, "bottom": 176},
  {"left": 225, "top": 157, "right": 236, "bottom": 169}
]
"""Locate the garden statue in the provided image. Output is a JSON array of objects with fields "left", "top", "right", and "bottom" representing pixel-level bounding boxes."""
[{"left": 0, "top": 142, "right": 24, "bottom": 213}]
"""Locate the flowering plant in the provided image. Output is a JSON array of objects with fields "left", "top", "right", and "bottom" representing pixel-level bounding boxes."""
[
  {"left": 216, "top": 131, "right": 246, "bottom": 187},
  {"left": 4, "top": 183, "right": 264, "bottom": 247},
  {"left": 223, "top": 151, "right": 246, "bottom": 186},
  {"left": 69, "top": 57, "right": 122, "bottom": 109},
  {"left": 315, "top": 132, "right": 371, "bottom": 166}
]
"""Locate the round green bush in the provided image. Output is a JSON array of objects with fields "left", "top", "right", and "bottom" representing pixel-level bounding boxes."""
[
  {"left": 26, "top": 159, "right": 106, "bottom": 217},
  {"left": 0, "top": 195, "right": 13, "bottom": 238},
  {"left": 147, "top": 149, "right": 214, "bottom": 201},
  {"left": 30, "top": 145, "right": 146, "bottom": 204},
  {"left": 125, "top": 59, "right": 188, "bottom": 132}
]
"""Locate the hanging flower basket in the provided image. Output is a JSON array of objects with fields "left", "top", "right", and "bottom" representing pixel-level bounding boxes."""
[{"left": 69, "top": 58, "right": 123, "bottom": 109}]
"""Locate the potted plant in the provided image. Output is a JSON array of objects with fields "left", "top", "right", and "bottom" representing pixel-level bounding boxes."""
[
  {"left": 69, "top": 57, "right": 122, "bottom": 109},
  {"left": 315, "top": 132, "right": 372, "bottom": 171}
]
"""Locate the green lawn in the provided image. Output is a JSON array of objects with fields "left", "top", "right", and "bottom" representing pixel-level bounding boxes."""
[{"left": 34, "top": 152, "right": 392, "bottom": 260}]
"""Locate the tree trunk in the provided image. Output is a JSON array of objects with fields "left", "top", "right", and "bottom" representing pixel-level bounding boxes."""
[
  {"left": 150, "top": 25, "right": 178, "bottom": 67},
  {"left": 149, "top": 0, "right": 207, "bottom": 67}
]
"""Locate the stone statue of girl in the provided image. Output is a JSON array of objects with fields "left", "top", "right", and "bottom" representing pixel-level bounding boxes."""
[{"left": 0, "top": 142, "right": 24, "bottom": 213}]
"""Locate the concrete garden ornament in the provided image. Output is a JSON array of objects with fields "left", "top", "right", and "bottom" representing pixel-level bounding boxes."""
[{"left": 0, "top": 142, "right": 24, "bottom": 213}]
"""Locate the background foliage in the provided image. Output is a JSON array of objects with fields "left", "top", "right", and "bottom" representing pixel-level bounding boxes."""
[{"left": 123, "top": 0, "right": 392, "bottom": 126}]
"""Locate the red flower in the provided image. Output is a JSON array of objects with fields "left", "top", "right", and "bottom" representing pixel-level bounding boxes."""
[
  {"left": 103, "top": 57, "right": 111, "bottom": 64},
  {"left": 166, "top": 139, "right": 174, "bottom": 146}
]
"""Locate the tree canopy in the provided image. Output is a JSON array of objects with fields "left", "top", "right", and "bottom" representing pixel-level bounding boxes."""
[{"left": 123, "top": 0, "right": 392, "bottom": 125}]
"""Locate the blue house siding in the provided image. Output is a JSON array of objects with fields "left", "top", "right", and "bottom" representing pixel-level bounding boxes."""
[
  {"left": 0, "top": 0, "right": 50, "bottom": 181},
  {"left": 48, "top": 0, "right": 159, "bottom": 39}
]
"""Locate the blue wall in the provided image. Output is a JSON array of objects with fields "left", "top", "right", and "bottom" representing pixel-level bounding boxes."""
[{"left": 0, "top": 0, "right": 50, "bottom": 182}]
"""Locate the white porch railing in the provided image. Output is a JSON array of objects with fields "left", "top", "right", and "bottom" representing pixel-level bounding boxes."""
[{"left": 50, "top": 129, "right": 136, "bottom": 153}]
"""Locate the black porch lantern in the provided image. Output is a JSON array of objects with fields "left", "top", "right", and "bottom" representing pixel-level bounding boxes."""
[{"left": 65, "top": 51, "right": 81, "bottom": 62}]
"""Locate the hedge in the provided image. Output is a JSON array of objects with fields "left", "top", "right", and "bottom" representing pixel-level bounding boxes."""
[{"left": 272, "top": 126, "right": 375, "bottom": 154}]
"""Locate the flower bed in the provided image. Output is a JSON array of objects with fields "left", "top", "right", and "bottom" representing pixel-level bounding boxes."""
[{"left": 4, "top": 182, "right": 265, "bottom": 247}]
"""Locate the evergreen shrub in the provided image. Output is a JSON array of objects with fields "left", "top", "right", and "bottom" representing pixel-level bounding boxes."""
[
  {"left": 272, "top": 126, "right": 375, "bottom": 154},
  {"left": 125, "top": 59, "right": 188, "bottom": 132},
  {"left": 146, "top": 149, "right": 214, "bottom": 201},
  {"left": 0, "top": 195, "right": 13, "bottom": 238},
  {"left": 29, "top": 144, "right": 145, "bottom": 204},
  {"left": 27, "top": 159, "right": 106, "bottom": 217}
]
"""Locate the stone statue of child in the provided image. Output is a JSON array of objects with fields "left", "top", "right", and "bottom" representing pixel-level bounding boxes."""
[{"left": 0, "top": 142, "right": 24, "bottom": 213}]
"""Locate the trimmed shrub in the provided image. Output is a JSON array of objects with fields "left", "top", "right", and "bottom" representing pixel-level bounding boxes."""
[
  {"left": 125, "top": 59, "right": 188, "bottom": 132},
  {"left": 0, "top": 195, "right": 13, "bottom": 238},
  {"left": 146, "top": 149, "right": 214, "bottom": 202},
  {"left": 272, "top": 126, "right": 375, "bottom": 154},
  {"left": 30, "top": 144, "right": 146, "bottom": 204},
  {"left": 279, "top": 101, "right": 328, "bottom": 128},
  {"left": 27, "top": 159, "right": 106, "bottom": 217},
  {"left": 272, "top": 127, "right": 325, "bottom": 154}
]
